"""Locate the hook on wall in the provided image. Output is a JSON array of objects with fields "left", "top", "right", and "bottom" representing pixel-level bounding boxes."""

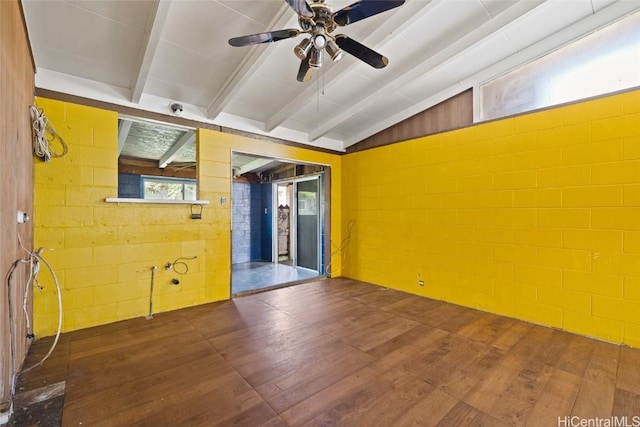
[{"left": 190, "top": 204, "right": 203, "bottom": 220}]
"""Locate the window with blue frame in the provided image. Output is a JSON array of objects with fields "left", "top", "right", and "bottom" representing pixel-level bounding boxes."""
[{"left": 141, "top": 176, "right": 197, "bottom": 201}]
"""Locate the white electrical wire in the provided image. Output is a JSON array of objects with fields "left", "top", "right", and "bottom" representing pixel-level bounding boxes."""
[
  {"left": 325, "top": 220, "right": 355, "bottom": 276},
  {"left": 17, "top": 228, "right": 37, "bottom": 339},
  {"left": 22, "top": 257, "right": 36, "bottom": 338},
  {"left": 6, "top": 226, "right": 63, "bottom": 402},
  {"left": 169, "top": 256, "right": 198, "bottom": 275},
  {"left": 7, "top": 258, "right": 27, "bottom": 398},
  {"left": 22, "top": 251, "right": 63, "bottom": 374},
  {"left": 29, "top": 105, "right": 68, "bottom": 161}
]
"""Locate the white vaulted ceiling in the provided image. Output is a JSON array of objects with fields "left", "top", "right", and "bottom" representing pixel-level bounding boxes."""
[{"left": 22, "top": 0, "right": 640, "bottom": 152}]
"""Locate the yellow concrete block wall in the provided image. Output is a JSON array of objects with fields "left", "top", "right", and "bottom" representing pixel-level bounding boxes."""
[
  {"left": 33, "top": 98, "right": 342, "bottom": 336},
  {"left": 343, "top": 88, "right": 640, "bottom": 348}
]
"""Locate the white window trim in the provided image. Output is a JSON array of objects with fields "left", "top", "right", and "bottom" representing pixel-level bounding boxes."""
[{"left": 105, "top": 198, "right": 209, "bottom": 205}]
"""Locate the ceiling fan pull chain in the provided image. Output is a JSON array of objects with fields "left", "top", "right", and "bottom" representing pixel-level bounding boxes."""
[{"left": 316, "top": 72, "right": 320, "bottom": 112}]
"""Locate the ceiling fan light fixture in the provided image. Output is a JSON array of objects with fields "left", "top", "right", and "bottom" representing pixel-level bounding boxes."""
[
  {"left": 325, "top": 39, "right": 343, "bottom": 62},
  {"left": 312, "top": 33, "right": 327, "bottom": 50},
  {"left": 309, "top": 48, "right": 323, "bottom": 68},
  {"left": 294, "top": 38, "right": 312, "bottom": 60}
]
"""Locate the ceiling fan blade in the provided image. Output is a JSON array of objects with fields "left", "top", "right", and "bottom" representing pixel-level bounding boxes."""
[
  {"left": 229, "top": 29, "right": 300, "bottom": 47},
  {"left": 286, "top": 0, "right": 314, "bottom": 18},
  {"left": 334, "top": 35, "right": 388, "bottom": 68},
  {"left": 333, "top": 0, "right": 405, "bottom": 26},
  {"left": 297, "top": 56, "right": 313, "bottom": 82}
]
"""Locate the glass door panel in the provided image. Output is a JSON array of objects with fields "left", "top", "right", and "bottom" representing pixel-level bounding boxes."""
[{"left": 296, "top": 178, "right": 319, "bottom": 271}]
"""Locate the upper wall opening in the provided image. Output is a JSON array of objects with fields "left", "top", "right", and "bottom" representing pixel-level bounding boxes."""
[
  {"left": 478, "top": 10, "right": 640, "bottom": 121},
  {"left": 117, "top": 116, "right": 197, "bottom": 201}
]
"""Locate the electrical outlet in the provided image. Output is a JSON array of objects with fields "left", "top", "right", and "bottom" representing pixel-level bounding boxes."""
[{"left": 17, "top": 210, "right": 29, "bottom": 224}]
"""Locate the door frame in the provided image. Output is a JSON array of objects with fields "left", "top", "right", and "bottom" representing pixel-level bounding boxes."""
[
  {"left": 230, "top": 151, "right": 331, "bottom": 296},
  {"left": 274, "top": 181, "right": 293, "bottom": 265},
  {"left": 272, "top": 172, "right": 324, "bottom": 273}
]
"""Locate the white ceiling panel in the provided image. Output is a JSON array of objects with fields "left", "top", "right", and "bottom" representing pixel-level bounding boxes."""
[
  {"left": 311, "top": 71, "right": 380, "bottom": 111},
  {"left": 360, "top": 91, "right": 415, "bottom": 123},
  {"left": 479, "top": 0, "right": 519, "bottom": 18},
  {"left": 592, "top": 0, "right": 619, "bottom": 12},
  {"left": 163, "top": 0, "right": 276, "bottom": 58},
  {"left": 446, "top": 32, "right": 517, "bottom": 81},
  {"left": 287, "top": 95, "right": 343, "bottom": 130},
  {"left": 144, "top": 77, "right": 216, "bottom": 108},
  {"left": 22, "top": 0, "right": 640, "bottom": 152},
  {"left": 223, "top": 99, "right": 271, "bottom": 123},
  {"left": 280, "top": 114, "right": 349, "bottom": 142},
  {"left": 228, "top": 73, "right": 303, "bottom": 122},
  {"left": 219, "top": 0, "right": 285, "bottom": 26},
  {"left": 32, "top": 45, "right": 134, "bottom": 89},
  {"left": 149, "top": 40, "right": 235, "bottom": 92},
  {"left": 502, "top": 0, "right": 594, "bottom": 49},
  {"left": 63, "top": 0, "right": 155, "bottom": 30},
  {"left": 24, "top": 1, "right": 145, "bottom": 71},
  {"left": 337, "top": 92, "right": 412, "bottom": 135},
  {"left": 397, "top": 65, "right": 461, "bottom": 103},
  {"left": 399, "top": 0, "right": 491, "bottom": 52}
]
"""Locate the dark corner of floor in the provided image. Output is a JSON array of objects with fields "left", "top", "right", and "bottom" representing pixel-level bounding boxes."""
[{"left": 6, "top": 393, "right": 64, "bottom": 427}]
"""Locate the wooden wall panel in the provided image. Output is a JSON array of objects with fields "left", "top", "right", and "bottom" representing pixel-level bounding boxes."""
[
  {"left": 0, "top": 0, "right": 35, "bottom": 411},
  {"left": 347, "top": 89, "right": 473, "bottom": 153}
]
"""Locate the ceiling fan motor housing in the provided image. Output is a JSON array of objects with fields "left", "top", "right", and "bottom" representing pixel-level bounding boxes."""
[
  {"left": 305, "top": 2, "right": 339, "bottom": 69},
  {"left": 300, "top": 2, "right": 336, "bottom": 33}
]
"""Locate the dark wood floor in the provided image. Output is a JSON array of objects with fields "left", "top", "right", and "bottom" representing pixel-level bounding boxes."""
[{"left": 13, "top": 278, "right": 640, "bottom": 426}]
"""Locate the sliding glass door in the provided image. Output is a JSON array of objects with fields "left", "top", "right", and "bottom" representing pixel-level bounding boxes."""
[{"left": 296, "top": 177, "right": 320, "bottom": 271}]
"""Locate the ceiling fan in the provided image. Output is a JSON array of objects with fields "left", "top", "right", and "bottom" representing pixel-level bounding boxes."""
[{"left": 228, "top": 0, "right": 405, "bottom": 82}]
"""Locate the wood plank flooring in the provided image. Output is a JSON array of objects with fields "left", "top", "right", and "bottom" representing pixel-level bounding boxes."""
[{"left": 13, "top": 278, "right": 640, "bottom": 426}]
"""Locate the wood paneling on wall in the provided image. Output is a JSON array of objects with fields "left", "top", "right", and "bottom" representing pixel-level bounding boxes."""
[
  {"left": 347, "top": 89, "right": 473, "bottom": 153},
  {"left": 1, "top": 0, "right": 35, "bottom": 410}
]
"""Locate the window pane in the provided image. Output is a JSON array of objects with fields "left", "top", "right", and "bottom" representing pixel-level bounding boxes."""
[
  {"left": 479, "top": 11, "right": 640, "bottom": 122},
  {"left": 297, "top": 191, "right": 317, "bottom": 215},
  {"left": 184, "top": 183, "right": 197, "bottom": 201},
  {"left": 144, "top": 181, "right": 185, "bottom": 200}
]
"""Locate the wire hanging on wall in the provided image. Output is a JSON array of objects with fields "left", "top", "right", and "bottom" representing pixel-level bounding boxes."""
[
  {"left": 29, "top": 105, "right": 68, "bottom": 162},
  {"left": 6, "top": 225, "right": 63, "bottom": 401},
  {"left": 165, "top": 256, "right": 198, "bottom": 275},
  {"left": 325, "top": 219, "right": 355, "bottom": 276}
]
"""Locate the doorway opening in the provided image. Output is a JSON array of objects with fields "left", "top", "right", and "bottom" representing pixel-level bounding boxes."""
[
  {"left": 231, "top": 153, "right": 330, "bottom": 296},
  {"left": 276, "top": 182, "right": 293, "bottom": 266}
]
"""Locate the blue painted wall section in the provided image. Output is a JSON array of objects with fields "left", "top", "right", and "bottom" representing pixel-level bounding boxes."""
[
  {"left": 118, "top": 173, "right": 141, "bottom": 198},
  {"left": 232, "top": 182, "right": 251, "bottom": 264},
  {"left": 319, "top": 174, "right": 325, "bottom": 274},
  {"left": 261, "top": 183, "right": 273, "bottom": 262},
  {"left": 232, "top": 182, "right": 273, "bottom": 264},
  {"left": 249, "top": 183, "right": 263, "bottom": 261}
]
